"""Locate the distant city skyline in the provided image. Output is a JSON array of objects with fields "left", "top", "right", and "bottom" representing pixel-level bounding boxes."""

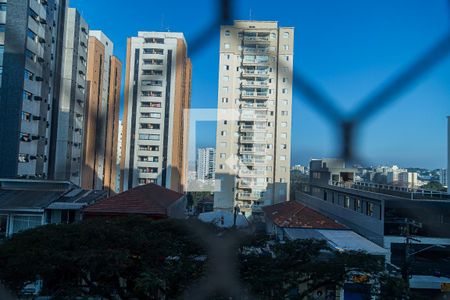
[{"left": 71, "top": 0, "right": 450, "bottom": 169}]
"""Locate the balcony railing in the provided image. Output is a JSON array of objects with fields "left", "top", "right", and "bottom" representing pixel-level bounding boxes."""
[{"left": 241, "top": 70, "right": 270, "bottom": 77}]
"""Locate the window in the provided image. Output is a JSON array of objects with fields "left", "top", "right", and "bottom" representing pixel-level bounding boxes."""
[
  {"left": 0, "top": 4, "right": 6, "bottom": 11},
  {"left": 224, "top": 43, "right": 230, "bottom": 49},
  {"left": 25, "top": 49, "right": 36, "bottom": 61},
  {"left": 282, "top": 88, "right": 287, "bottom": 94},
  {"left": 226, "top": 54, "right": 230, "bottom": 60},
  {"left": 270, "top": 32, "right": 276, "bottom": 39},
  {"left": 281, "top": 133, "right": 287, "bottom": 138},
  {"left": 281, "top": 111, "right": 288, "bottom": 116},
  {"left": 0, "top": 24, "right": 5, "bottom": 33},
  {"left": 143, "top": 48, "right": 164, "bottom": 54},
  {"left": 21, "top": 112, "right": 31, "bottom": 122},
  {"left": 138, "top": 156, "right": 159, "bottom": 162},
  {"left": 143, "top": 59, "right": 163, "bottom": 65},
  {"left": 283, "top": 32, "right": 290, "bottom": 38},
  {"left": 23, "top": 90, "right": 33, "bottom": 101},
  {"left": 281, "top": 144, "right": 287, "bottom": 150},
  {"left": 138, "top": 167, "right": 158, "bottom": 173},
  {"left": 220, "top": 142, "right": 227, "bottom": 147},
  {"left": 344, "top": 196, "right": 350, "bottom": 208},
  {"left": 27, "top": 29, "right": 37, "bottom": 41},
  {"left": 141, "top": 90, "right": 162, "bottom": 97},
  {"left": 281, "top": 100, "right": 288, "bottom": 105},
  {"left": 140, "top": 123, "right": 160, "bottom": 130},
  {"left": 286, "top": 56, "right": 289, "bottom": 61},
  {"left": 222, "top": 87, "right": 228, "bottom": 93},
  {"left": 281, "top": 122, "right": 287, "bottom": 128},
  {"left": 224, "top": 30, "right": 231, "bottom": 37},
  {"left": 139, "top": 134, "right": 160, "bottom": 141},
  {"left": 220, "top": 131, "right": 227, "bottom": 136},
  {"left": 220, "top": 153, "right": 226, "bottom": 159},
  {"left": 366, "top": 202, "right": 374, "bottom": 217},
  {"left": 139, "top": 145, "right": 159, "bottom": 151},
  {"left": 224, "top": 65, "right": 229, "bottom": 70},
  {"left": 280, "top": 155, "right": 286, "bottom": 161},
  {"left": 219, "top": 164, "right": 224, "bottom": 170},
  {"left": 12, "top": 215, "right": 42, "bottom": 234},
  {"left": 144, "top": 38, "right": 164, "bottom": 44},
  {"left": 223, "top": 76, "right": 229, "bottom": 81},
  {"left": 354, "top": 199, "right": 361, "bottom": 212},
  {"left": 142, "top": 69, "right": 163, "bottom": 76},
  {"left": 283, "top": 45, "right": 289, "bottom": 50},
  {"left": 18, "top": 153, "right": 29, "bottom": 163},
  {"left": 313, "top": 172, "right": 321, "bottom": 179},
  {"left": 221, "top": 97, "right": 228, "bottom": 103},
  {"left": 149, "top": 112, "right": 161, "bottom": 119},
  {"left": 142, "top": 80, "right": 162, "bottom": 87},
  {"left": 282, "top": 78, "right": 287, "bottom": 83}
]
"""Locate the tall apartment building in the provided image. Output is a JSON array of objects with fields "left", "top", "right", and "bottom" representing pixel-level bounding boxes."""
[
  {"left": 197, "top": 147, "right": 216, "bottom": 181},
  {"left": 214, "top": 21, "right": 294, "bottom": 216},
  {"left": 0, "top": 0, "right": 67, "bottom": 178},
  {"left": 81, "top": 31, "right": 122, "bottom": 195},
  {"left": 48, "top": 8, "right": 88, "bottom": 185},
  {"left": 447, "top": 116, "right": 450, "bottom": 192},
  {"left": 121, "top": 32, "right": 192, "bottom": 193}
]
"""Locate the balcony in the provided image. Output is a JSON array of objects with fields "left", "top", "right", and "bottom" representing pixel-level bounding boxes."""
[
  {"left": 237, "top": 180, "right": 267, "bottom": 189},
  {"left": 241, "top": 80, "right": 269, "bottom": 88},
  {"left": 238, "top": 169, "right": 266, "bottom": 178},
  {"left": 240, "top": 111, "right": 268, "bottom": 121},
  {"left": 237, "top": 192, "right": 261, "bottom": 201},
  {"left": 239, "top": 135, "right": 266, "bottom": 143},
  {"left": 241, "top": 92, "right": 269, "bottom": 100},
  {"left": 239, "top": 125, "right": 267, "bottom": 132},
  {"left": 243, "top": 36, "right": 270, "bottom": 44},
  {"left": 241, "top": 70, "right": 270, "bottom": 78},
  {"left": 239, "top": 146, "right": 266, "bottom": 154},
  {"left": 240, "top": 102, "right": 268, "bottom": 110},
  {"left": 240, "top": 158, "right": 266, "bottom": 166}
]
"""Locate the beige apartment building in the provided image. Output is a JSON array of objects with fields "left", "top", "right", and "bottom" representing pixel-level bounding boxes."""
[
  {"left": 214, "top": 21, "right": 294, "bottom": 217},
  {"left": 120, "top": 32, "right": 191, "bottom": 193},
  {"left": 81, "top": 31, "right": 122, "bottom": 196}
]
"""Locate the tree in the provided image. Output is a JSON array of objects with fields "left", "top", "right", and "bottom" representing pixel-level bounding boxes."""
[
  {"left": 0, "top": 217, "right": 207, "bottom": 299},
  {"left": 421, "top": 181, "right": 445, "bottom": 192},
  {"left": 239, "top": 239, "right": 407, "bottom": 299}
]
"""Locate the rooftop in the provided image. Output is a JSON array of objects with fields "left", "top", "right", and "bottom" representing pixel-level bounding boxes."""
[
  {"left": 83, "top": 183, "right": 184, "bottom": 217},
  {"left": 262, "top": 200, "right": 347, "bottom": 230}
]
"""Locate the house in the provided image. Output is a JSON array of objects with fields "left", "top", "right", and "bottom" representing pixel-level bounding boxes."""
[
  {"left": 263, "top": 200, "right": 387, "bottom": 256},
  {"left": 83, "top": 183, "right": 187, "bottom": 219},
  {"left": 0, "top": 179, "right": 106, "bottom": 239}
]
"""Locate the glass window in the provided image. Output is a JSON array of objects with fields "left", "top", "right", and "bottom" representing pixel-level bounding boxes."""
[
  {"left": 150, "top": 112, "right": 161, "bottom": 118},
  {"left": 283, "top": 32, "right": 290, "bottom": 38},
  {"left": 0, "top": 24, "right": 5, "bottom": 33},
  {"left": 0, "top": 4, "right": 6, "bottom": 12},
  {"left": 12, "top": 215, "right": 42, "bottom": 234}
]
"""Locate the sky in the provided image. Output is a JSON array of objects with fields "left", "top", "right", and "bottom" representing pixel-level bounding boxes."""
[{"left": 71, "top": 0, "right": 450, "bottom": 169}]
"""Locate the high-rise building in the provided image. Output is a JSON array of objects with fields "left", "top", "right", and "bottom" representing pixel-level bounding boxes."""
[
  {"left": 214, "top": 21, "right": 294, "bottom": 216},
  {"left": 116, "top": 120, "right": 123, "bottom": 193},
  {"left": 197, "top": 147, "right": 216, "bottom": 181},
  {"left": 81, "top": 31, "right": 122, "bottom": 195},
  {"left": 0, "top": 0, "right": 67, "bottom": 178},
  {"left": 439, "top": 169, "right": 447, "bottom": 188},
  {"left": 121, "top": 32, "right": 192, "bottom": 193},
  {"left": 48, "top": 8, "right": 88, "bottom": 185},
  {"left": 447, "top": 116, "right": 450, "bottom": 192}
]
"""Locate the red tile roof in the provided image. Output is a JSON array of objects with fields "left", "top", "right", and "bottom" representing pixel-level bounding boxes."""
[
  {"left": 262, "top": 201, "right": 347, "bottom": 229},
  {"left": 83, "top": 183, "right": 184, "bottom": 217}
]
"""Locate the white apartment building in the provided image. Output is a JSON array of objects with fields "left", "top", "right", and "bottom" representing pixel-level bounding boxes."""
[
  {"left": 214, "top": 21, "right": 294, "bottom": 217},
  {"left": 121, "top": 32, "right": 191, "bottom": 193},
  {"left": 51, "top": 8, "right": 88, "bottom": 185},
  {"left": 197, "top": 147, "right": 216, "bottom": 181}
]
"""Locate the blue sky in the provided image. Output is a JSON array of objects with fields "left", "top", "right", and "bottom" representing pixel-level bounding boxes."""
[{"left": 71, "top": 0, "right": 450, "bottom": 169}]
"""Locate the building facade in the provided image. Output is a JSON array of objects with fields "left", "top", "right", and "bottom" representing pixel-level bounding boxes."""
[
  {"left": 0, "top": 0, "right": 67, "bottom": 178},
  {"left": 197, "top": 147, "right": 216, "bottom": 181},
  {"left": 48, "top": 8, "right": 88, "bottom": 185},
  {"left": 81, "top": 31, "right": 121, "bottom": 195},
  {"left": 214, "top": 21, "right": 294, "bottom": 216},
  {"left": 121, "top": 32, "right": 192, "bottom": 193}
]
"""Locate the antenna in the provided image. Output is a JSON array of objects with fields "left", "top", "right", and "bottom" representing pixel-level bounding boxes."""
[{"left": 249, "top": 8, "right": 252, "bottom": 21}]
